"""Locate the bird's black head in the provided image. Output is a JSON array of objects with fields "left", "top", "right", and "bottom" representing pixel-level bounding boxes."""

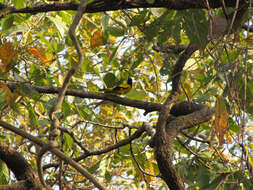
[{"left": 127, "top": 78, "right": 132, "bottom": 86}]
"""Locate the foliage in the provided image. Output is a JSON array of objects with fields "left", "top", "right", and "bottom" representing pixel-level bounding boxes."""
[{"left": 0, "top": 0, "right": 252, "bottom": 189}]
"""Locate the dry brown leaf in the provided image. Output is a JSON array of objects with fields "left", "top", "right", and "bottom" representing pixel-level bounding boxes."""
[
  {"left": 29, "top": 47, "right": 52, "bottom": 66},
  {"left": 90, "top": 30, "right": 103, "bottom": 48},
  {"left": 0, "top": 42, "right": 18, "bottom": 73},
  {"left": 0, "top": 82, "right": 19, "bottom": 106}
]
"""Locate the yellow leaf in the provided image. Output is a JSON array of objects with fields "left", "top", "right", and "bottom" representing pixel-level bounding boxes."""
[
  {"left": 246, "top": 126, "right": 253, "bottom": 133},
  {"left": 58, "top": 75, "right": 64, "bottom": 85},
  {"left": 214, "top": 96, "right": 229, "bottom": 145},
  {"left": 16, "top": 135, "right": 23, "bottom": 145},
  {"left": 147, "top": 160, "right": 154, "bottom": 181}
]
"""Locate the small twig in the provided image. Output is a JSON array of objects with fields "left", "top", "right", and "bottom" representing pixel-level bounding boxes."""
[
  {"left": 60, "top": 127, "right": 89, "bottom": 153},
  {"left": 180, "top": 131, "right": 210, "bottom": 144},
  {"left": 81, "top": 119, "right": 125, "bottom": 129},
  {"left": 76, "top": 124, "right": 146, "bottom": 161},
  {"left": 122, "top": 10, "right": 144, "bottom": 33},
  {"left": 181, "top": 84, "right": 190, "bottom": 101},
  {"left": 43, "top": 124, "right": 148, "bottom": 170},
  {"left": 226, "top": 0, "right": 239, "bottom": 35},
  {"left": 145, "top": 52, "right": 160, "bottom": 102},
  {"left": 221, "top": 0, "right": 229, "bottom": 20},
  {"left": 176, "top": 137, "right": 210, "bottom": 169},
  {"left": 240, "top": 144, "right": 253, "bottom": 183},
  {"left": 129, "top": 129, "right": 158, "bottom": 180},
  {"left": 37, "top": 142, "right": 55, "bottom": 189}
]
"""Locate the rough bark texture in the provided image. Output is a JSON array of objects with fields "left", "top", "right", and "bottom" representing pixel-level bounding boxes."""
[
  {"left": 0, "top": 143, "right": 45, "bottom": 190},
  {"left": 154, "top": 102, "right": 213, "bottom": 190},
  {"left": 0, "top": 0, "right": 247, "bottom": 18}
]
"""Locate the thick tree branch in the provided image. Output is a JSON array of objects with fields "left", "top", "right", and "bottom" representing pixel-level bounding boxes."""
[
  {"left": 0, "top": 120, "right": 108, "bottom": 190},
  {"left": 154, "top": 102, "right": 213, "bottom": 190},
  {"left": 0, "top": 0, "right": 247, "bottom": 18},
  {"left": 6, "top": 82, "right": 162, "bottom": 113},
  {"left": 153, "top": 41, "right": 199, "bottom": 189},
  {"left": 0, "top": 180, "right": 30, "bottom": 190},
  {"left": 0, "top": 142, "right": 43, "bottom": 190},
  {"left": 171, "top": 44, "right": 199, "bottom": 92}
]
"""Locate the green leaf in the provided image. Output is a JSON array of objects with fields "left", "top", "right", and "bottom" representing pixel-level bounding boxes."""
[
  {"left": 129, "top": 11, "right": 149, "bottom": 26},
  {"left": 47, "top": 15, "right": 68, "bottom": 38},
  {"left": 62, "top": 101, "right": 73, "bottom": 117},
  {"left": 27, "top": 102, "right": 38, "bottom": 128},
  {"left": 107, "top": 26, "right": 125, "bottom": 37},
  {"left": 76, "top": 106, "right": 90, "bottom": 120},
  {"left": 0, "top": 89, "right": 6, "bottom": 110},
  {"left": 87, "top": 80, "right": 99, "bottom": 91},
  {"left": 77, "top": 105, "right": 96, "bottom": 121},
  {"left": 119, "top": 144, "right": 130, "bottom": 155},
  {"left": 196, "top": 166, "right": 210, "bottom": 188},
  {"left": 108, "top": 42, "right": 122, "bottom": 65},
  {"left": 13, "top": 0, "right": 25, "bottom": 8},
  {"left": 0, "top": 160, "right": 9, "bottom": 185},
  {"left": 242, "top": 176, "right": 253, "bottom": 189},
  {"left": 7, "top": 24, "right": 29, "bottom": 36},
  {"left": 88, "top": 161, "right": 100, "bottom": 174},
  {"left": 126, "top": 89, "right": 146, "bottom": 100},
  {"left": 144, "top": 10, "right": 172, "bottom": 41},
  {"left": 101, "top": 13, "right": 110, "bottom": 30},
  {"left": 103, "top": 73, "right": 118, "bottom": 88},
  {"left": 131, "top": 53, "right": 144, "bottom": 70},
  {"left": 105, "top": 171, "right": 112, "bottom": 183},
  {"left": 28, "top": 64, "right": 46, "bottom": 85},
  {"left": 182, "top": 9, "right": 208, "bottom": 46},
  {"left": 64, "top": 133, "right": 74, "bottom": 149},
  {"left": 221, "top": 50, "right": 240, "bottom": 64},
  {"left": 208, "top": 175, "right": 223, "bottom": 190},
  {"left": 1, "top": 15, "right": 14, "bottom": 31},
  {"left": 228, "top": 119, "right": 240, "bottom": 133},
  {"left": 38, "top": 118, "right": 50, "bottom": 126},
  {"left": 172, "top": 12, "right": 183, "bottom": 43}
]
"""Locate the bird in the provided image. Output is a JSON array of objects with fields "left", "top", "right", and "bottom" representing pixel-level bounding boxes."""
[{"left": 99, "top": 78, "right": 132, "bottom": 95}]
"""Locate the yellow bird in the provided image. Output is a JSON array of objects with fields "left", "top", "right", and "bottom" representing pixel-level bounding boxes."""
[{"left": 100, "top": 78, "right": 132, "bottom": 95}]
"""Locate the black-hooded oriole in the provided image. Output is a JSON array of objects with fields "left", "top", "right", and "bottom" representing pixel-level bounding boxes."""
[{"left": 100, "top": 78, "right": 132, "bottom": 95}]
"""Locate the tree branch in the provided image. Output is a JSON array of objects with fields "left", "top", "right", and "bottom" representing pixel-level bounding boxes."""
[
  {"left": 0, "top": 120, "right": 109, "bottom": 190},
  {"left": 0, "top": 142, "right": 42, "bottom": 190},
  {"left": 6, "top": 82, "right": 162, "bottom": 113},
  {"left": 154, "top": 102, "right": 213, "bottom": 190},
  {"left": 76, "top": 123, "right": 146, "bottom": 161},
  {"left": 43, "top": 123, "right": 154, "bottom": 170},
  {"left": 0, "top": 0, "right": 246, "bottom": 19}
]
